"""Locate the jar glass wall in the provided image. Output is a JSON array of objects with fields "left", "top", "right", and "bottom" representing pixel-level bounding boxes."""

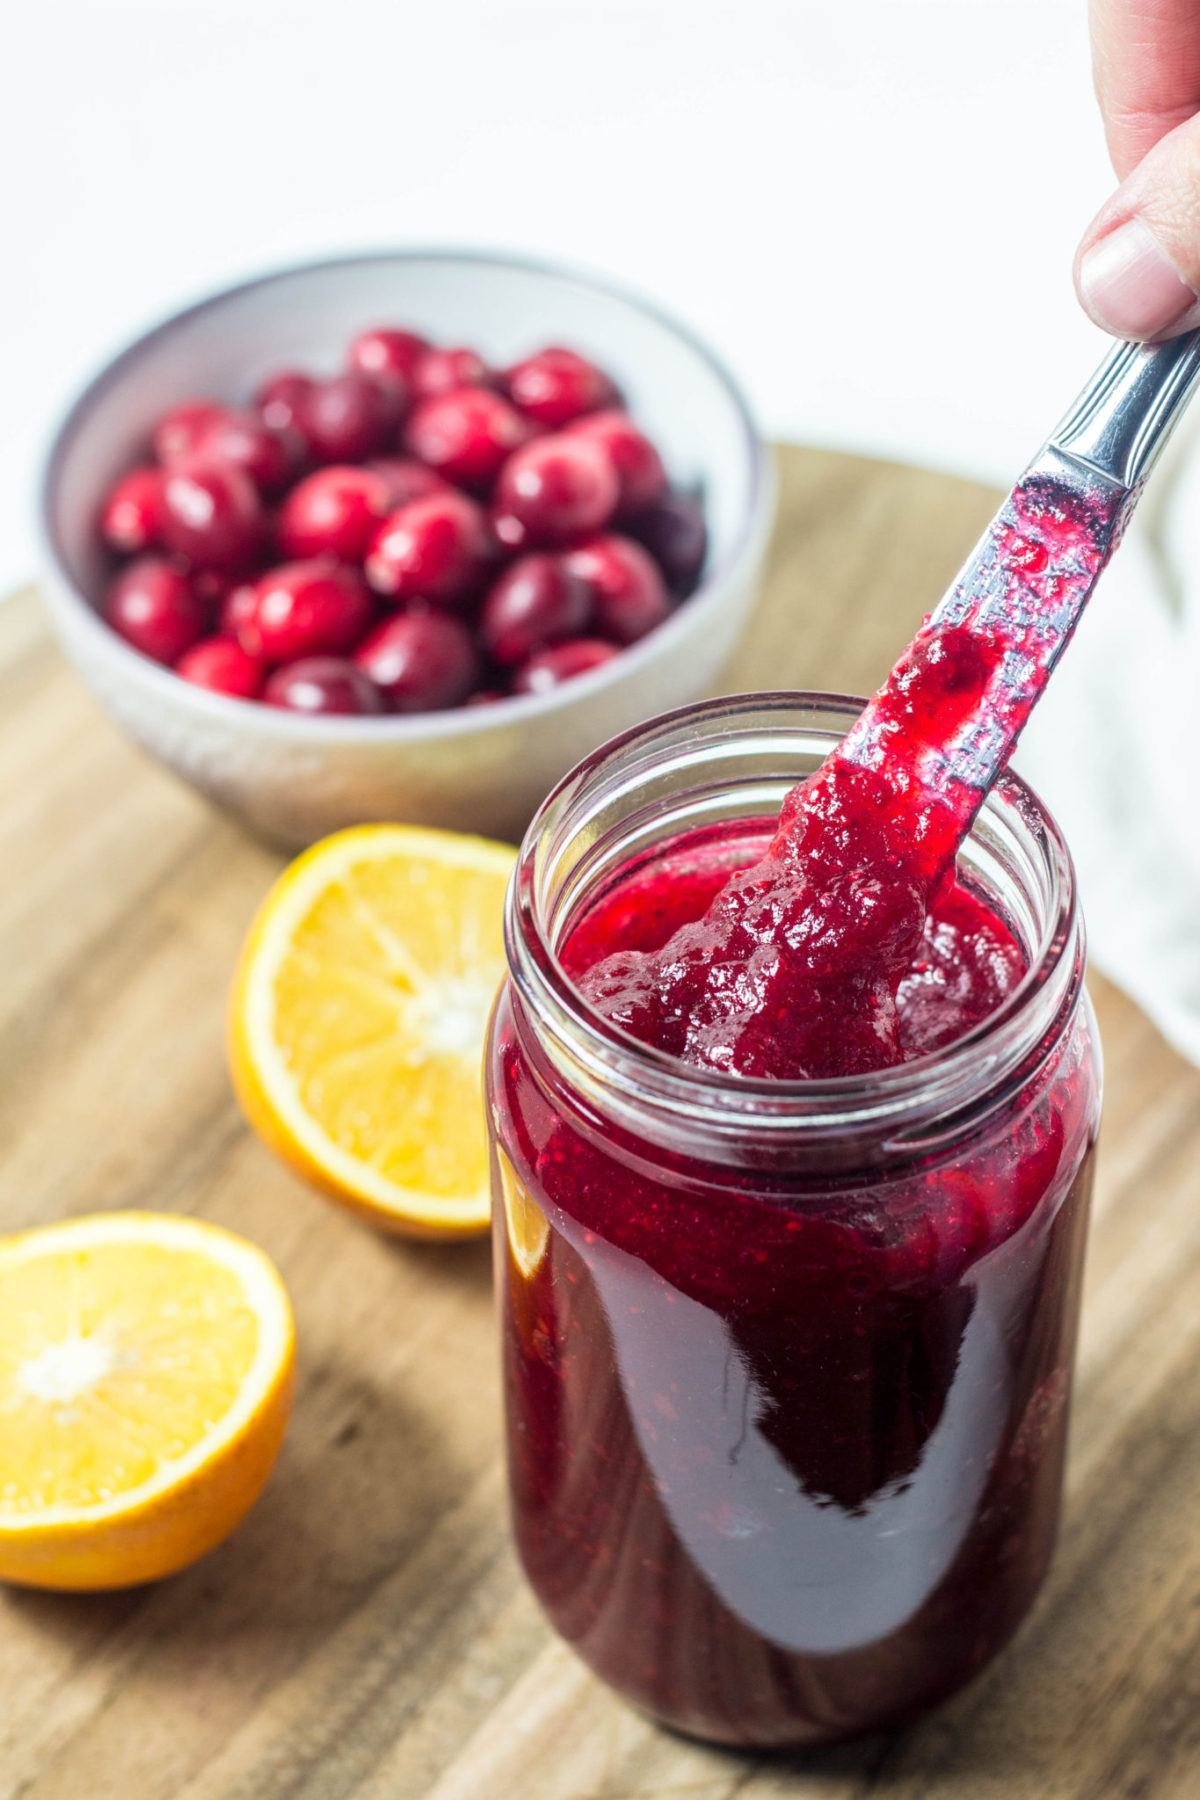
[{"left": 486, "top": 694, "right": 1100, "bottom": 1748}]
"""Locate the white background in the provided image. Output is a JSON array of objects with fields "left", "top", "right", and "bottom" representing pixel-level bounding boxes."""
[{"left": 2, "top": 0, "right": 1116, "bottom": 596}]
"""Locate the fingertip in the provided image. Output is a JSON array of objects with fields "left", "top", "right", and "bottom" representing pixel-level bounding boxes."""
[{"left": 1075, "top": 215, "right": 1200, "bottom": 341}]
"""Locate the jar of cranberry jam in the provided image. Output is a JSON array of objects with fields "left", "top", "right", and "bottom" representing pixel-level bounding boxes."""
[{"left": 486, "top": 693, "right": 1099, "bottom": 1747}]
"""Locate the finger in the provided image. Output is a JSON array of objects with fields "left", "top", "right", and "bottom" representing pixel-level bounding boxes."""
[
  {"left": 1091, "top": 0, "right": 1200, "bottom": 178},
  {"left": 1076, "top": 111, "right": 1200, "bottom": 338}
]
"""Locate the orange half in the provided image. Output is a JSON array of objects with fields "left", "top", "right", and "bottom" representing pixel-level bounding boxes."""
[
  {"left": 229, "top": 824, "right": 517, "bottom": 1238},
  {"left": 0, "top": 1211, "right": 294, "bottom": 1590}
]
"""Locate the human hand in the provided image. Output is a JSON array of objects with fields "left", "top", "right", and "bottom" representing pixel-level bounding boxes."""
[{"left": 1076, "top": 0, "right": 1200, "bottom": 339}]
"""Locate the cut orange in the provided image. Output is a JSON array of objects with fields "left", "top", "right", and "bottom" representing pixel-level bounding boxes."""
[
  {"left": 0, "top": 1211, "right": 295, "bottom": 1591},
  {"left": 498, "top": 1149, "right": 550, "bottom": 1279},
  {"left": 229, "top": 824, "right": 517, "bottom": 1239}
]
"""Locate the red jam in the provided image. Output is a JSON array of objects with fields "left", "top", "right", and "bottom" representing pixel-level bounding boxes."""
[
  {"left": 576, "top": 745, "right": 991, "bottom": 1080},
  {"left": 574, "top": 463, "right": 1117, "bottom": 1088},
  {"left": 562, "top": 462, "right": 1118, "bottom": 1092},
  {"left": 491, "top": 785, "right": 1098, "bottom": 1744},
  {"left": 490, "top": 456, "right": 1111, "bottom": 1744},
  {"left": 567, "top": 818, "right": 1024, "bottom": 1070}
]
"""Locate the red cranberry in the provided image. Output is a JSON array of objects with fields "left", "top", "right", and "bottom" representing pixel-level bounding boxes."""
[
  {"left": 354, "top": 612, "right": 479, "bottom": 712},
  {"left": 511, "top": 638, "right": 620, "bottom": 694},
  {"left": 256, "top": 371, "right": 316, "bottom": 441},
  {"left": 366, "top": 457, "right": 450, "bottom": 509},
  {"left": 159, "top": 460, "right": 264, "bottom": 573},
  {"left": 628, "top": 492, "right": 708, "bottom": 594},
  {"left": 490, "top": 509, "right": 530, "bottom": 551},
  {"left": 188, "top": 410, "right": 297, "bottom": 496},
  {"left": 218, "top": 580, "right": 259, "bottom": 641},
  {"left": 493, "top": 434, "right": 619, "bottom": 543},
  {"left": 479, "top": 554, "right": 592, "bottom": 665},
  {"left": 100, "top": 467, "right": 164, "bottom": 554},
  {"left": 365, "top": 492, "right": 493, "bottom": 606},
  {"left": 403, "top": 388, "right": 532, "bottom": 490},
  {"left": 569, "top": 409, "right": 667, "bottom": 516},
  {"left": 300, "top": 371, "right": 404, "bottom": 463},
  {"left": 152, "top": 401, "right": 228, "bottom": 466},
  {"left": 466, "top": 688, "right": 506, "bottom": 706},
  {"left": 246, "top": 562, "right": 374, "bottom": 663},
  {"left": 264, "top": 657, "right": 385, "bottom": 715},
  {"left": 276, "top": 466, "right": 394, "bottom": 561},
  {"left": 562, "top": 534, "right": 670, "bottom": 644},
  {"left": 349, "top": 327, "right": 431, "bottom": 389},
  {"left": 104, "top": 558, "right": 207, "bottom": 664},
  {"left": 505, "top": 347, "right": 619, "bottom": 428},
  {"left": 412, "top": 347, "right": 492, "bottom": 398},
  {"left": 175, "top": 636, "right": 265, "bottom": 699}
]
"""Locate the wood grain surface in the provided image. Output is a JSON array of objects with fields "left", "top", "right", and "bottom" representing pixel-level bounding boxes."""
[{"left": 4, "top": 446, "right": 1199, "bottom": 1800}]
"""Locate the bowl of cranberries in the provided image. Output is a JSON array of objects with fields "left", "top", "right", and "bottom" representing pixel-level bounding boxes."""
[{"left": 39, "top": 252, "right": 774, "bottom": 847}]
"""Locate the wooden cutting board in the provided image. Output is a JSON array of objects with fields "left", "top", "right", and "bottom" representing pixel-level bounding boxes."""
[{"left": 4, "top": 445, "right": 1200, "bottom": 1800}]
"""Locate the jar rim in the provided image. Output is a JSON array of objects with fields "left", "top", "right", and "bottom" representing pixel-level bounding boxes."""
[{"left": 505, "top": 691, "right": 1083, "bottom": 1157}]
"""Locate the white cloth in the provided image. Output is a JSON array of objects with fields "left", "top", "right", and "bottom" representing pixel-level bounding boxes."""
[{"left": 1015, "top": 422, "right": 1200, "bottom": 1067}]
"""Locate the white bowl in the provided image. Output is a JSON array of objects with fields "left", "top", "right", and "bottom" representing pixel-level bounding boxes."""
[{"left": 38, "top": 251, "right": 775, "bottom": 849}]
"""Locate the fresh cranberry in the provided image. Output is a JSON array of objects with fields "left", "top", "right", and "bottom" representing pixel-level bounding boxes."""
[
  {"left": 256, "top": 371, "right": 316, "bottom": 441},
  {"left": 403, "top": 388, "right": 532, "bottom": 490},
  {"left": 628, "top": 493, "right": 708, "bottom": 594},
  {"left": 366, "top": 457, "right": 450, "bottom": 508},
  {"left": 511, "top": 637, "right": 620, "bottom": 694},
  {"left": 264, "top": 657, "right": 385, "bottom": 715},
  {"left": 152, "top": 401, "right": 228, "bottom": 466},
  {"left": 505, "top": 347, "right": 619, "bottom": 428},
  {"left": 245, "top": 562, "right": 374, "bottom": 663},
  {"left": 479, "top": 554, "right": 592, "bottom": 665},
  {"left": 159, "top": 460, "right": 264, "bottom": 573},
  {"left": 188, "top": 409, "right": 297, "bottom": 496},
  {"left": 218, "top": 580, "right": 260, "bottom": 641},
  {"left": 104, "top": 558, "right": 207, "bottom": 664},
  {"left": 490, "top": 509, "right": 530, "bottom": 551},
  {"left": 300, "top": 371, "right": 404, "bottom": 463},
  {"left": 100, "top": 467, "right": 165, "bottom": 554},
  {"left": 349, "top": 327, "right": 431, "bottom": 389},
  {"left": 569, "top": 409, "right": 667, "bottom": 516},
  {"left": 493, "top": 434, "right": 619, "bottom": 543},
  {"left": 365, "top": 491, "right": 493, "bottom": 606},
  {"left": 412, "top": 347, "right": 492, "bottom": 398},
  {"left": 354, "top": 612, "right": 479, "bottom": 712},
  {"left": 466, "top": 688, "right": 506, "bottom": 706},
  {"left": 276, "top": 465, "right": 394, "bottom": 561},
  {"left": 175, "top": 636, "right": 265, "bottom": 699},
  {"left": 562, "top": 534, "right": 670, "bottom": 644}
]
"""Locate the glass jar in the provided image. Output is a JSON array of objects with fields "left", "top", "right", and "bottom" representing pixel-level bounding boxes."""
[{"left": 486, "top": 694, "right": 1100, "bottom": 1748}]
